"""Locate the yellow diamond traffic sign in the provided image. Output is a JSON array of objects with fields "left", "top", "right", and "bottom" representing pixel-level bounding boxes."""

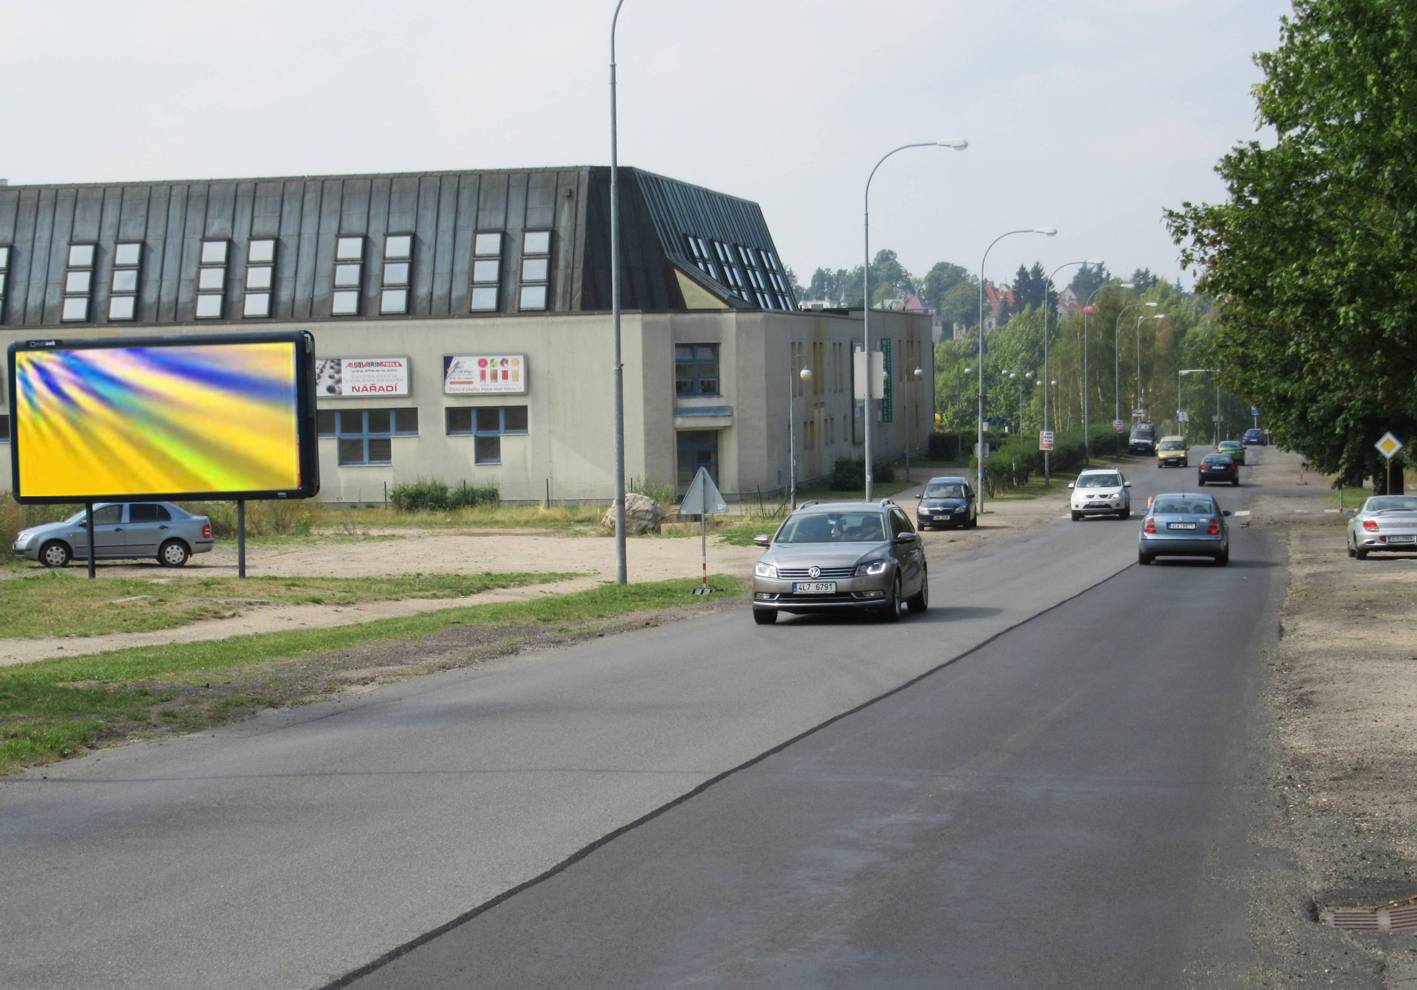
[{"left": 1376, "top": 432, "right": 1403, "bottom": 459}]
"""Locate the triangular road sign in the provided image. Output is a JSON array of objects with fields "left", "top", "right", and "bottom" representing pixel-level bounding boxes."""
[{"left": 680, "top": 467, "right": 727, "bottom": 515}]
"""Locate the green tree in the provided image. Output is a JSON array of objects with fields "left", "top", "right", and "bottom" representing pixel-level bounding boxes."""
[
  {"left": 1069, "top": 264, "right": 1110, "bottom": 303},
  {"left": 1167, "top": 0, "right": 1417, "bottom": 489}
]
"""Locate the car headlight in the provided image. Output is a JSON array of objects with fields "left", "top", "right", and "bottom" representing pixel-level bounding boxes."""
[
  {"left": 953, "top": 506, "right": 966, "bottom": 513},
  {"left": 855, "top": 559, "right": 889, "bottom": 577},
  {"left": 754, "top": 561, "right": 778, "bottom": 579}
]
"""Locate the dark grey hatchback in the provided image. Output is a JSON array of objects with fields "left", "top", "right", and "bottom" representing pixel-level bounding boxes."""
[{"left": 750, "top": 500, "right": 928, "bottom": 624}]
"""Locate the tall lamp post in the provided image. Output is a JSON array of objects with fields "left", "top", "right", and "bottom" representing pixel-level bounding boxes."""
[
  {"left": 1006, "top": 370, "right": 1035, "bottom": 434},
  {"left": 1041, "top": 258, "right": 1102, "bottom": 483},
  {"left": 1179, "top": 368, "right": 1221, "bottom": 445},
  {"left": 1113, "top": 300, "right": 1158, "bottom": 448},
  {"left": 787, "top": 364, "right": 813, "bottom": 508},
  {"left": 863, "top": 138, "right": 968, "bottom": 500},
  {"left": 1081, "top": 280, "right": 1133, "bottom": 461},
  {"left": 608, "top": 0, "right": 628, "bottom": 584},
  {"left": 1133, "top": 312, "right": 1167, "bottom": 411},
  {"left": 977, "top": 226, "right": 1056, "bottom": 512}
]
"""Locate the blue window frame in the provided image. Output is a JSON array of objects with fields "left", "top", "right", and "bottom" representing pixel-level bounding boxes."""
[
  {"left": 329, "top": 408, "right": 418, "bottom": 465},
  {"left": 675, "top": 344, "right": 720, "bottom": 396},
  {"left": 446, "top": 405, "right": 528, "bottom": 464}
]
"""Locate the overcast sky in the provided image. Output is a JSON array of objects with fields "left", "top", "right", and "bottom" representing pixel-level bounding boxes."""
[{"left": 4, "top": 0, "right": 1291, "bottom": 290}]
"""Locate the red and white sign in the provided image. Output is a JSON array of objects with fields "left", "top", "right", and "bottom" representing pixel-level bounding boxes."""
[
  {"left": 443, "top": 354, "right": 527, "bottom": 395},
  {"left": 1039, "top": 430, "right": 1055, "bottom": 451},
  {"left": 315, "top": 356, "right": 410, "bottom": 397}
]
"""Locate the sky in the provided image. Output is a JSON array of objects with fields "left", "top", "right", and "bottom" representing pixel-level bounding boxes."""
[{"left": 3, "top": 0, "right": 1292, "bottom": 291}]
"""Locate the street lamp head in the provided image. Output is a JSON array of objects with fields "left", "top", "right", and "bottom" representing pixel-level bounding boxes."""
[
  {"left": 936, "top": 139, "right": 969, "bottom": 150},
  {"left": 1118, "top": 282, "right": 1135, "bottom": 289},
  {"left": 1144, "top": 301, "right": 1159, "bottom": 308},
  {"left": 1085, "top": 258, "right": 1105, "bottom": 266},
  {"left": 1035, "top": 227, "right": 1058, "bottom": 236},
  {"left": 913, "top": 367, "right": 924, "bottom": 379},
  {"left": 799, "top": 367, "right": 813, "bottom": 381},
  {"left": 1151, "top": 313, "right": 1167, "bottom": 319},
  {"left": 1025, "top": 371, "right": 1034, "bottom": 380}
]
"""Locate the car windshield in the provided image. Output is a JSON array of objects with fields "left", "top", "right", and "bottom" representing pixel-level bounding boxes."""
[
  {"left": 924, "top": 482, "right": 965, "bottom": 498},
  {"left": 1220, "top": 441, "right": 1240, "bottom": 449},
  {"left": 1153, "top": 497, "right": 1214, "bottom": 515},
  {"left": 1077, "top": 474, "right": 1121, "bottom": 488},
  {"left": 777, "top": 511, "right": 885, "bottom": 544},
  {"left": 1160, "top": 441, "right": 1185, "bottom": 451},
  {"left": 1368, "top": 496, "right": 1417, "bottom": 513}
]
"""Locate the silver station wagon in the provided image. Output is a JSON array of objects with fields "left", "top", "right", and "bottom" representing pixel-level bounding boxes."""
[
  {"left": 12, "top": 502, "right": 215, "bottom": 568},
  {"left": 750, "top": 500, "right": 928, "bottom": 625}
]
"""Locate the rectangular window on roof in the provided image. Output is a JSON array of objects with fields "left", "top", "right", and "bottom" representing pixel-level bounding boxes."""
[
  {"left": 516, "top": 230, "right": 551, "bottom": 312},
  {"left": 242, "top": 238, "right": 276, "bottom": 319},
  {"left": 334, "top": 263, "right": 361, "bottom": 288},
  {"left": 336, "top": 237, "right": 364, "bottom": 261},
  {"left": 196, "top": 239, "right": 228, "bottom": 319},
  {"left": 378, "top": 234, "right": 413, "bottom": 314},
  {"left": 200, "top": 240, "right": 227, "bottom": 265},
  {"left": 68, "top": 244, "right": 95, "bottom": 268},
  {"left": 332, "top": 290, "right": 359, "bottom": 316},
  {"left": 62, "top": 297, "right": 89, "bottom": 322},
  {"left": 110, "top": 241, "right": 143, "bottom": 321},
  {"left": 474, "top": 232, "right": 502, "bottom": 256},
  {"left": 332, "top": 236, "right": 364, "bottom": 316},
  {"left": 62, "top": 243, "right": 96, "bottom": 323},
  {"left": 471, "top": 231, "right": 503, "bottom": 313},
  {"left": 384, "top": 235, "right": 412, "bottom": 260},
  {"left": 249, "top": 239, "right": 276, "bottom": 264}
]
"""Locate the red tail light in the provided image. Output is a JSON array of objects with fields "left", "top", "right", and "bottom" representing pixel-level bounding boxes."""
[
  {"left": 1362, "top": 519, "right": 1379, "bottom": 532},
  {"left": 1207, "top": 517, "right": 1221, "bottom": 535},
  {"left": 202, "top": 523, "right": 212, "bottom": 539},
  {"left": 1144, "top": 517, "right": 1157, "bottom": 534}
]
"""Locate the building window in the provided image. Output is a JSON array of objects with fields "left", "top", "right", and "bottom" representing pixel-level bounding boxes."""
[
  {"left": 107, "top": 242, "right": 142, "bottom": 321},
  {"left": 713, "top": 241, "right": 745, "bottom": 299},
  {"left": 243, "top": 239, "right": 276, "bottom": 318},
  {"left": 685, "top": 236, "right": 718, "bottom": 280},
  {"left": 62, "top": 243, "right": 95, "bottom": 322},
  {"left": 675, "top": 343, "right": 720, "bottom": 396},
  {"left": 739, "top": 245, "right": 770, "bottom": 309},
  {"left": 330, "top": 407, "right": 419, "bottom": 465},
  {"left": 0, "top": 245, "right": 8, "bottom": 322},
  {"left": 446, "top": 405, "right": 528, "bottom": 465},
  {"left": 518, "top": 230, "right": 550, "bottom": 311},
  {"left": 762, "top": 249, "right": 793, "bottom": 310},
  {"left": 471, "top": 232, "right": 501, "bottom": 312},
  {"left": 333, "top": 236, "right": 364, "bottom": 316},
  {"left": 381, "top": 234, "right": 412, "bottom": 315},
  {"left": 195, "top": 239, "right": 227, "bottom": 319}
]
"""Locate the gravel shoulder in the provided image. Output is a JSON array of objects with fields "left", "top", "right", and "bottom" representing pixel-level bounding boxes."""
[
  {"left": 2, "top": 492, "right": 1071, "bottom": 666},
  {"left": 1246, "top": 452, "right": 1417, "bottom": 985}
]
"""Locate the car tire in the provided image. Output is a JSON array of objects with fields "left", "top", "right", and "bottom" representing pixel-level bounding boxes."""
[
  {"left": 1138, "top": 551, "right": 1153, "bottom": 565},
  {"left": 1120, "top": 506, "right": 1131, "bottom": 520},
  {"left": 1355, "top": 546, "right": 1369, "bottom": 561},
  {"left": 39, "top": 541, "right": 72, "bottom": 568},
  {"left": 1232, "top": 479, "right": 1239, "bottom": 487},
  {"left": 1216, "top": 547, "right": 1230, "bottom": 566},
  {"left": 1347, "top": 537, "right": 1357, "bottom": 558},
  {"left": 1197, "top": 479, "right": 1205, "bottom": 486},
  {"left": 752, "top": 608, "right": 778, "bottom": 625},
  {"left": 158, "top": 539, "right": 190, "bottom": 567},
  {"left": 880, "top": 576, "right": 903, "bottom": 623},
  {"left": 969, "top": 511, "right": 978, "bottom": 529},
  {"left": 906, "top": 568, "right": 928, "bottom": 614},
  {"left": 1071, "top": 511, "right": 1082, "bottom": 521}
]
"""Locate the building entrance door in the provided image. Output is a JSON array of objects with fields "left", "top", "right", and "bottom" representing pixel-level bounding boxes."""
[{"left": 676, "top": 430, "right": 719, "bottom": 496}]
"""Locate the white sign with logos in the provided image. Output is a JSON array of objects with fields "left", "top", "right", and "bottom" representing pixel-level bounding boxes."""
[
  {"left": 315, "top": 356, "right": 410, "bottom": 397},
  {"left": 1038, "top": 430, "right": 1054, "bottom": 451},
  {"left": 444, "top": 354, "right": 528, "bottom": 395}
]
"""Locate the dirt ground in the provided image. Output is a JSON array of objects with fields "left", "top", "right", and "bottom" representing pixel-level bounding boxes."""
[
  {"left": 1246, "top": 455, "right": 1417, "bottom": 984},
  {"left": 0, "top": 491, "right": 1071, "bottom": 666}
]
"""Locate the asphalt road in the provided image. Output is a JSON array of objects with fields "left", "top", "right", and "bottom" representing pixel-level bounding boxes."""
[{"left": 1, "top": 448, "right": 1306, "bottom": 989}]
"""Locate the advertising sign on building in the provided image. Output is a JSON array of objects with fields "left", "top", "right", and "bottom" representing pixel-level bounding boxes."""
[
  {"left": 314, "top": 356, "right": 410, "bottom": 397},
  {"left": 444, "top": 354, "right": 527, "bottom": 395}
]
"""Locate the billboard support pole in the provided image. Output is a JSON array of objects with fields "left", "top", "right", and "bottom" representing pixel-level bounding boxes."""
[
  {"left": 237, "top": 500, "right": 247, "bottom": 579},
  {"left": 85, "top": 503, "right": 96, "bottom": 580}
]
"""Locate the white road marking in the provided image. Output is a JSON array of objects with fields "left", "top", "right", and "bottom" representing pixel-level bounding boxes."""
[
  {"left": 1233, "top": 510, "right": 1251, "bottom": 517},
  {"left": 1324, "top": 509, "right": 1340, "bottom": 514}
]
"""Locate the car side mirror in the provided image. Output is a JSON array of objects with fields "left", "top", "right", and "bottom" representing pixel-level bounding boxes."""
[
  {"left": 914, "top": 492, "right": 923, "bottom": 499},
  {"left": 1067, "top": 483, "right": 1075, "bottom": 490},
  {"left": 753, "top": 535, "right": 771, "bottom": 547},
  {"left": 895, "top": 532, "right": 918, "bottom": 543},
  {"left": 1123, "top": 481, "right": 1132, "bottom": 488}
]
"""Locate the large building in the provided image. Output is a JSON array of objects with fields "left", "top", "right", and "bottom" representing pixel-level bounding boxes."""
[{"left": 0, "top": 167, "right": 931, "bottom": 503}]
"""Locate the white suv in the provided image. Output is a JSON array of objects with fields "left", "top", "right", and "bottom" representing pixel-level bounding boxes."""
[{"left": 1068, "top": 469, "right": 1132, "bottom": 521}]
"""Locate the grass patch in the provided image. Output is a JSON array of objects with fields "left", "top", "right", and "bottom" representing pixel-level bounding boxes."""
[
  {"left": 0, "top": 575, "right": 744, "bottom": 776},
  {"left": 0, "top": 571, "right": 577, "bottom": 639},
  {"left": 307, "top": 502, "right": 607, "bottom": 532}
]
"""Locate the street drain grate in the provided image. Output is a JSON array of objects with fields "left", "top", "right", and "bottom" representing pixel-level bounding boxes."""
[{"left": 1319, "top": 895, "right": 1417, "bottom": 933}]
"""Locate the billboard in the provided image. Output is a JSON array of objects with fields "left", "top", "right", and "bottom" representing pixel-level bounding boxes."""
[
  {"left": 315, "top": 356, "right": 410, "bottom": 397},
  {"left": 444, "top": 354, "right": 527, "bottom": 395},
  {"left": 7, "top": 332, "right": 319, "bottom": 503}
]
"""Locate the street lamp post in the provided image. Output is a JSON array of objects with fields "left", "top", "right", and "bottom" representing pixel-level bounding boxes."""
[
  {"left": 863, "top": 139, "right": 967, "bottom": 501},
  {"left": 787, "top": 364, "right": 813, "bottom": 508},
  {"left": 1113, "top": 300, "right": 1158, "bottom": 450},
  {"left": 977, "top": 226, "right": 1056, "bottom": 513},
  {"left": 1041, "top": 259, "right": 1102, "bottom": 483},
  {"left": 608, "top": 0, "right": 628, "bottom": 584},
  {"left": 1081, "top": 280, "right": 1132, "bottom": 461}
]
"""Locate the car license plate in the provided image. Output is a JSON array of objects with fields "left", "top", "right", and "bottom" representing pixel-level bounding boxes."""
[
  {"left": 792, "top": 581, "right": 836, "bottom": 594},
  {"left": 1169, "top": 522, "right": 1197, "bottom": 530},
  {"left": 1388, "top": 535, "right": 1416, "bottom": 545}
]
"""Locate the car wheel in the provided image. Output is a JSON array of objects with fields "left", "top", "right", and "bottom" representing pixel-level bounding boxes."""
[
  {"left": 158, "top": 539, "right": 190, "bottom": 567},
  {"left": 1071, "top": 511, "right": 1082, "bottom": 521},
  {"left": 1232, "top": 478, "right": 1239, "bottom": 487},
  {"left": 1347, "top": 537, "right": 1357, "bottom": 558},
  {"left": 969, "top": 511, "right": 978, "bottom": 529},
  {"left": 1197, "top": 479, "right": 1205, "bottom": 486},
  {"left": 1216, "top": 547, "right": 1230, "bottom": 566},
  {"left": 880, "top": 575, "right": 903, "bottom": 623},
  {"left": 752, "top": 608, "right": 778, "bottom": 625},
  {"left": 39, "top": 541, "right": 72, "bottom": 568},
  {"left": 1138, "top": 551, "right": 1153, "bottom": 565},
  {"left": 906, "top": 567, "right": 928, "bottom": 613},
  {"left": 1355, "top": 546, "right": 1369, "bottom": 561},
  {"left": 1120, "top": 506, "right": 1131, "bottom": 520}
]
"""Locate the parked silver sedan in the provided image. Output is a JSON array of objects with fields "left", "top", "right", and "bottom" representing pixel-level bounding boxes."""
[
  {"left": 1346, "top": 495, "right": 1417, "bottom": 560},
  {"left": 12, "top": 502, "right": 215, "bottom": 568}
]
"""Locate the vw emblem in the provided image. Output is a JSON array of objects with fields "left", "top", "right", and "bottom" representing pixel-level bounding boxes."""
[{"left": 807, "top": 565, "right": 821, "bottom": 578}]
